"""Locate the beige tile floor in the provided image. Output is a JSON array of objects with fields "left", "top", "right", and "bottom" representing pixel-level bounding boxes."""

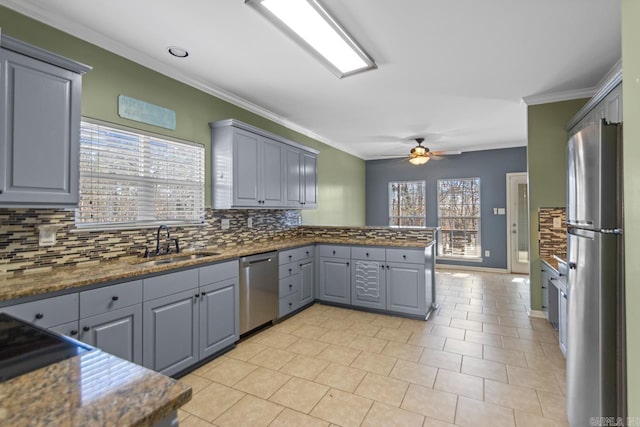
[{"left": 177, "top": 269, "right": 568, "bottom": 427}]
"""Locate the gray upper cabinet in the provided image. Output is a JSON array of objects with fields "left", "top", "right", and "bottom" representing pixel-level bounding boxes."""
[
  {"left": 230, "top": 127, "right": 284, "bottom": 207},
  {"left": 301, "top": 152, "right": 317, "bottom": 208},
  {"left": 0, "top": 35, "right": 90, "bottom": 207},
  {"left": 211, "top": 119, "right": 318, "bottom": 209},
  {"left": 284, "top": 147, "right": 318, "bottom": 209}
]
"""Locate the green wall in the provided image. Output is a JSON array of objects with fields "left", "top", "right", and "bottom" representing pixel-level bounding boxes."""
[
  {"left": 526, "top": 98, "right": 587, "bottom": 310},
  {"left": 0, "top": 6, "right": 365, "bottom": 226},
  {"left": 622, "top": 0, "right": 639, "bottom": 417}
]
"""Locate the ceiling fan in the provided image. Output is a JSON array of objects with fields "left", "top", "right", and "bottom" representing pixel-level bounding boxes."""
[{"left": 408, "top": 138, "right": 461, "bottom": 165}]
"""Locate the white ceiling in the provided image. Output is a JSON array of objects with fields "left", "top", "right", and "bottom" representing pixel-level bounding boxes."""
[{"left": 1, "top": 0, "right": 621, "bottom": 159}]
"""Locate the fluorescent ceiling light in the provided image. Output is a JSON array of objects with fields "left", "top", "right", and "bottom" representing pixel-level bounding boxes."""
[{"left": 246, "top": 0, "right": 376, "bottom": 78}]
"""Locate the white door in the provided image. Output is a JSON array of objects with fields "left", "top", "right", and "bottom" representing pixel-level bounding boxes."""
[{"left": 507, "top": 173, "right": 530, "bottom": 274}]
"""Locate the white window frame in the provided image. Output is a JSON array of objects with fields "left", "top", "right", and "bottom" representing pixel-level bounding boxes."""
[
  {"left": 437, "top": 177, "right": 482, "bottom": 260},
  {"left": 75, "top": 118, "right": 205, "bottom": 230},
  {"left": 388, "top": 180, "right": 426, "bottom": 228}
]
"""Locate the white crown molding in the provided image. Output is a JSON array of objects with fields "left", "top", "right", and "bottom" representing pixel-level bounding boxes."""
[
  {"left": 0, "top": 0, "right": 364, "bottom": 159},
  {"left": 522, "top": 87, "right": 597, "bottom": 106}
]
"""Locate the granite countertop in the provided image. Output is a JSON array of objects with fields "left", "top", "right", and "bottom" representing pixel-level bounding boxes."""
[
  {"left": 0, "top": 349, "right": 191, "bottom": 426},
  {"left": 0, "top": 236, "right": 434, "bottom": 303},
  {"left": 541, "top": 254, "right": 567, "bottom": 274}
]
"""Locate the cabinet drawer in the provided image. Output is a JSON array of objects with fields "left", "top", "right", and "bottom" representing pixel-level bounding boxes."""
[
  {"left": 143, "top": 268, "right": 199, "bottom": 301},
  {"left": 385, "top": 248, "right": 424, "bottom": 264},
  {"left": 49, "top": 320, "right": 80, "bottom": 338},
  {"left": 199, "top": 260, "right": 239, "bottom": 285},
  {"left": 279, "top": 292, "right": 300, "bottom": 317},
  {"left": 298, "top": 246, "right": 314, "bottom": 260},
  {"left": 279, "top": 275, "right": 300, "bottom": 298},
  {"left": 279, "top": 262, "right": 299, "bottom": 279},
  {"left": 80, "top": 280, "right": 142, "bottom": 318},
  {"left": 351, "top": 246, "right": 385, "bottom": 261},
  {"left": 318, "top": 245, "right": 350, "bottom": 259},
  {"left": 280, "top": 248, "right": 301, "bottom": 264},
  {"left": 2, "top": 293, "right": 78, "bottom": 328}
]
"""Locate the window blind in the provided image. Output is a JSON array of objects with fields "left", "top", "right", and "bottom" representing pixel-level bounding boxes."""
[{"left": 76, "top": 120, "right": 205, "bottom": 228}]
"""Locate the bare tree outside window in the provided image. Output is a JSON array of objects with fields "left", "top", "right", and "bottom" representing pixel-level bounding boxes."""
[
  {"left": 76, "top": 120, "right": 205, "bottom": 228},
  {"left": 437, "top": 178, "right": 481, "bottom": 257},
  {"left": 389, "top": 181, "right": 426, "bottom": 227}
]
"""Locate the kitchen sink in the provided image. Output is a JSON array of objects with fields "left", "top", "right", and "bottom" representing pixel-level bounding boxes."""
[{"left": 131, "top": 252, "right": 220, "bottom": 267}]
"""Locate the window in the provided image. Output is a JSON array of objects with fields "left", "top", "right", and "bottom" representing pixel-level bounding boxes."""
[
  {"left": 437, "top": 178, "right": 481, "bottom": 258},
  {"left": 76, "top": 120, "right": 205, "bottom": 228},
  {"left": 388, "top": 181, "right": 426, "bottom": 227}
]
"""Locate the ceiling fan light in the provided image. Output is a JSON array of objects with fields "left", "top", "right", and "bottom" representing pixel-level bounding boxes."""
[
  {"left": 411, "top": 145, "right": 427, "bottom": 156},
  {"left": 409, "top": 155, "right": 429, "bottom": 165}
]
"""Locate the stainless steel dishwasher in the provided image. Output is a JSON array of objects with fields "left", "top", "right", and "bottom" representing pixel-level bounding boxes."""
[{"left": 239, "top": 251, "right": 278, "bottom": 335}]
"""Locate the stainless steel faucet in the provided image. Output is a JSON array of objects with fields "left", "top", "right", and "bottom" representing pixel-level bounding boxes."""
[{"left": 155, "top": 225, "right": 170, "bottom": 255}]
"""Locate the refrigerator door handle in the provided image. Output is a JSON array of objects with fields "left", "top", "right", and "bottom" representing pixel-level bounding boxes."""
[{"left": 599, "top": 228, "right": 623, "bottom": 235}]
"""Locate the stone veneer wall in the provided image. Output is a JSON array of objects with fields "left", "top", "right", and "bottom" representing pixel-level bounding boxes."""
[
  {"left": 0, "top": 208, "right": 300, "bottom": 277},
  {"left": 298, "top": 225, "right": 437, "bottom": 243},
  {"left": 538, "top": 207, "right": 567, "bottom": 259}
]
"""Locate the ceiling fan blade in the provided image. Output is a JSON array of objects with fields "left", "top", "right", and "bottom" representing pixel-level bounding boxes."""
[{"left": 430, "top": 150, "right": 462, "bottom": 156}]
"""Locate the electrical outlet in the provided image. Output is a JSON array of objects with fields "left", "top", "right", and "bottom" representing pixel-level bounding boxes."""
[
  {"left": 484, "top": 250, "right": 490, "bottom": 257},
  {"left": 553, "top": 217, "right": 562, "bottom": 228},
  {"left": 247, "top": 218, "right": 253, "bottom": 228},
  {"left": 221, "top": 218, "right": 230, "bottom": 230}
]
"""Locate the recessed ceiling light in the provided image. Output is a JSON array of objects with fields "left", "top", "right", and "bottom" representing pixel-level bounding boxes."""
[
  {"left": 246, "top": 0, "right": 376, "bottom": 78},
  {"left": 167, "top": 46, "right": 189, "bottom": 58}
]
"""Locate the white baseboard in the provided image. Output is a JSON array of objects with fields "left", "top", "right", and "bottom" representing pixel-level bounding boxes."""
[
  {"left": 436, "top": 263, "right": 508, "bottom": 274},
  {"left": 528, "top": 309, "right": 547, "bottom": 319}
]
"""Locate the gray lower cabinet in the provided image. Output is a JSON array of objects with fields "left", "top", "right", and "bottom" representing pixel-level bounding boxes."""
[
  {"left": 143, "top": 288, "right": 199, "bottom": 376},
  {"left": 1, "top": 293, "right": 79, "bottom": 329},
  {"left": 351, "top": 259, "right": 386, "bottom": 310},
  {"left": 199, "top": 278, "right": 239, "bottom": 359},
  {"left": 559, "top": 289, "right": 568, "bottom": 356},
  {"left": 318, "top": 257, "right": 351, "bottom": 305},
  {"left": 79, "top": 304, "right": 142, "bottom": 365},
  {"left": 299, "top": 259, "right": 314, "bottom": 306},
  {"left": 0, "top": 36, "right": 90, "bottom": 207},
  {"left": 386, "top": 262, "right": 426, "bottom": 316}
]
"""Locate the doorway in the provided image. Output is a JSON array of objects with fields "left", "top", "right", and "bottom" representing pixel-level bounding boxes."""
[{"left": 507, "top": 173, "right": 529, "bottom": 274}]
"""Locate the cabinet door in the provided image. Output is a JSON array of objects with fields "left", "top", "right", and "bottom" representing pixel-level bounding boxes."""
[
  {"left": 80, "top": 304, "right": 142, "bottom": 364},
  {"left": 386, "top": 262, "right": 425, "bottom": 316},
  {"left": 199, "top": 278, "right": 239, "bottom": 359},
  {"left": 284, "top": 148, "right": 302, "bottom": 207},
  {"left": 232, "top": 128, "right": 261, "bottom": 206},
  {"left": 351, "top": 259, "right": 386, "bottom": 310},
  {"left": 299, "top": 260, "right": 314, "bottom": 306},
  {"left": 261, "top": 138, "right": 284, "bottom": 206},
  {"left": 302, "top": 152, "right": 317, "bottom": 208},
  {"left": 143, "top": 289, "right": 199, "bottom": 376},
  {"left": 540, "top": 268, "right": 550, "bottom": 316},
  {"left": 318, "top": 257, "right": 350, "bottom": 304},
  {"left": 559, "top": 290, "right": 567, "bottom": 357},
  {"left": 0, "top": 48, "right": 80, "bottom": 206}
]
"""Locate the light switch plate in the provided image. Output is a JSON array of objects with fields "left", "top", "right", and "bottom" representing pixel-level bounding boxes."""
[
  {"left": 221, "top": 219, "right": 230, "bottom": 230},
  {"left": 247, "top": 218, "right": 253, "bottom": 228},
  {"left": 497, "top": 208, "right": 506, "bottom": 215},
  {"left": 484, "top": 250, "right": 490, "bottom": 257}
]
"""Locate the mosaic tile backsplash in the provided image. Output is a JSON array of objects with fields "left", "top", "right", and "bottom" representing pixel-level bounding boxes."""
[
  {"left": 0, "top": 209, "right": 437, "bottom": 277},
  {"left": 538, "top": 207, "right": 567, "bottom": 259},
  {"left": 0, "top": 208, "right": 300, "bottom": 277}
]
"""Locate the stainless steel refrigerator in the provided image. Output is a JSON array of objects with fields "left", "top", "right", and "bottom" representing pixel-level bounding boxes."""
[{"left": 566, "top": 120, "right": 625, "bottom": 426}]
